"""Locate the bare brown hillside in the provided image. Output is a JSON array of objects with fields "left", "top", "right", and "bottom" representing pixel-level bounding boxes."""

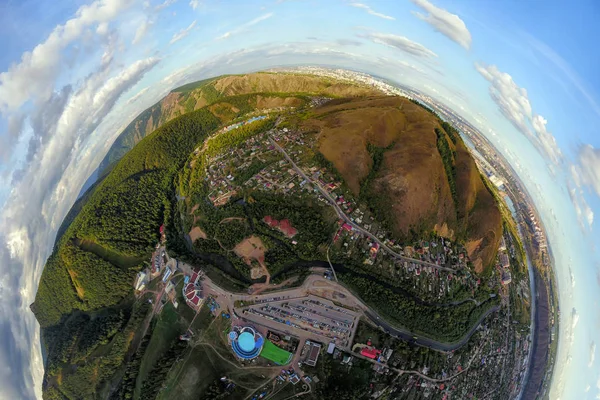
[
  {"left": 303, "top": 96, "right": 502, "bottom": 272},
  {"left": 99, "top": 73, "right": 379, "bottom": 172},
  {"left": 212, "top": 72, "right": 379, "bottom": 98}
]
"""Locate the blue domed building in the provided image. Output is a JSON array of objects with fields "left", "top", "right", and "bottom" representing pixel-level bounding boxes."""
[{"left": 229, "top": 326, "right": 264, "bottom": 360}]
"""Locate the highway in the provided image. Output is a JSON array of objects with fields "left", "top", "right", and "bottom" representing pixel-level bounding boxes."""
[{"left": 269, "top": 137, "right": 455, "bottom": 272}]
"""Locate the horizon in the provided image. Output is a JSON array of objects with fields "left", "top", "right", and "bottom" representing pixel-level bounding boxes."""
[{"left": 1, "top": 1, "right": 599, "bottom": 398}]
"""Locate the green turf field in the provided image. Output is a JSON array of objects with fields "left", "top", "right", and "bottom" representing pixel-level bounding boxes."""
[{"left": 260, "top": 341, "right": 292, "bottom": 365}]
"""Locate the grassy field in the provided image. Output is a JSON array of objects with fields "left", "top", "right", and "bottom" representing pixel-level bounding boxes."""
[
  {"left": 260, "top": 341, "right": 293, "bottom": 366},
  {"left": 267, "top": 381, "right": 313, "bottom": 400},
  {"left": 75, "top": 238, "right": 147, "bottom": 269},
  {"left": 158, "top": 313, "right": 276, "bottom": 399},
  {"left": 134, "top": 303, "right": 188, "bottom": 398}
]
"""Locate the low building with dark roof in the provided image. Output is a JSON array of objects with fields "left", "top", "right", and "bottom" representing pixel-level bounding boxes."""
[{"left": 305, "top": 341, "right": 322, "bottom": 367}]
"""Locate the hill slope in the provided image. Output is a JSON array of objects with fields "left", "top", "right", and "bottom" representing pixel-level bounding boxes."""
[
  {"left": 302, "top": 96, "right": 502, "bottom": 272},
  {"left": 33, "top": 73, "right": 502, "bottom": 399},
  {"left": 32, "top": 74, "right": 380, "bottom": 399},
  {"left": 99, "top": 72, "right": 378, "bottom": 173}
]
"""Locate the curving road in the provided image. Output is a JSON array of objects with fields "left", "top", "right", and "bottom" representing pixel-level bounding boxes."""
[
  {"left": 364, "top": 305, "right": 500, "bottom": 352},
  {"left": 269, "top": 137, "right": 454, "bottom": 272},
  {"left": 202, "top": 270, "right": 499, "bottom": 353}
]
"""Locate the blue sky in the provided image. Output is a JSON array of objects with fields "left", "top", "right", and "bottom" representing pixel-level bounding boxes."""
[{"left": 0, "top": 0, "right": 599, "bottom": 398}]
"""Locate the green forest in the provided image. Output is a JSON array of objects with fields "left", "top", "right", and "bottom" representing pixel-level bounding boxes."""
[
  {"left": 339, "top": 273, "right": 499, "bottom": 342},
  {"left": 33, "top": 102, "right": 225, "bottom": 399},
  {"left": 435, "top": 127, "right": 458, "bottom": 204},
  {"left": 32, "top": 76, "right": 509, "bottom": 400},
  {"left": 33, "top": 107, "right": 220, "bottom": 329}
]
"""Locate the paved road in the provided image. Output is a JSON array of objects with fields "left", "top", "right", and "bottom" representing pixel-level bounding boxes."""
[
  {"left": 269, "top": 137, "right": 454, "bottom": 272},
  {"left": 364, "top": 305, "right": 500, "bottom": 352},
  {"left": 203, "top": 272, "right": 499, "bottom": 353}
]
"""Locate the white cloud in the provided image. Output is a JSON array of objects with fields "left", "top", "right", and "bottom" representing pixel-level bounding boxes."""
[
  {"left": 216, "top": 13, "right": 274, "bottom": 40},
  {"left": 155, "top": 0, "right": 177, "bottom": 11},
  {"left": 0, "top": 56, "right": 158, "bottom": 400},
  {"left": 531, "top": 115, "right": 562, "bottom": 166},
  {"left": 170, "top": 20, "right": 197, "bottom": 44},
  {"left": 410, "top": 0, "right": 471, "bottom": 50},
  {"left": 590, "top": 342, "right": 596, "bottom": 368},
  {"left": 363, "top": 32, "right": 437, "bottom": 58},
  {"left": 577, "top": 145, "right": 600, "bottom": 197},
  {"left": 350, "top": 3, "right": 394, "bottom": 20},
  {"left": 0, "top": 0, "right": 135, "bottom": 113},
  {"left": 568, "top": 182, "right": 594, "bottom": 231},
  {"left": 189, "top": 0, "right": 200, "bottom": 10},
  {"left": 475, "top": 63, "right": 563, "bottom": 165},
  {"left": 133, "top": 18, "right": 153, "bottom": 45},
  {"left": 336, "top": 38, "right": 363, "bottom": 47},
  {"left": 569, "top": 267, "right": 576, "bottom": 289},
  {"left": 125, "top": 86, "right": 150, "bottom": 105},
  {"left": 569, "top": 146, "right": 599, "bottom": 229}
]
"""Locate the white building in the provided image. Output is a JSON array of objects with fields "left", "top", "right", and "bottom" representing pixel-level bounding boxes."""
[{"left": 134, "top": 271, "right": 148, "bottom": 291}]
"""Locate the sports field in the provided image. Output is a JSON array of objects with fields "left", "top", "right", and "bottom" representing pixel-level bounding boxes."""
[{"left": 260, "top": 341, "right": 292, "bottom": 365}]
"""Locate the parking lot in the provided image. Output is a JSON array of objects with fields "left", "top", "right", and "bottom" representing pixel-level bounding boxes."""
[{"left": 238, "top": 295, "right": 360, "bottom": 348}]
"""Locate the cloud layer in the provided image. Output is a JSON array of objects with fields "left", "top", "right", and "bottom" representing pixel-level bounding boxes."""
[
  {"left": 410, "top": 0, "right": 471, "bottom": 50},
  {"left": 350, "top": 3, "right": 395, "bottom": 20},
  {"left": 216, "top": 13, "right": 273, "bottom": 40},
  {"left": 578, "top": 145, "right": 600, "bottom": 197},
  {"left": 475, "top": 63, "right": 562, "bottom": 165},
  {"left": 0, "top": 0, "right": 135, "bottom": 114},
  {"left": 0, "top": 1, "right": 164, "bottom": 398},
  {"left": 170, "top": 20, "right": 197, "bottom": 44},
  {"left": 364, "top": 32, "right": 437, "bottom": 58}
]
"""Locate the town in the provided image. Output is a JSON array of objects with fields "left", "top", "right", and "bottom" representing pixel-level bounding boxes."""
[{"left": 131, "top": 107, "right": 534, "bottom": 399}]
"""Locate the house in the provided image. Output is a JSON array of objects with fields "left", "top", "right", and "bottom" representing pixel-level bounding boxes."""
[
  {"left": 360, "top": 347, "right": 381, "bottom": 360},
  {"left": 502, "top": 270, "right": 512, "bottom": 285},
  {"left": 327, "top": 342, "right": 335, "bottom": 354},
  {"left": 134, "top": 271, "right": 148, "bottom": 291},
  {"left": 383, "top": 348, "right": 393, "bottom": 362},
  {"left": 165, "top": 280, "right": 175, "bottom": 294},
  {"left": 162, "top": 267, "right": 172, "bottom": 283},
  {"left": 499, "top": 237, "right": 507, "bottom": 252},
  {"left": 159, "top": 224, "right": 166, "bottom": 242},
  {"left": 499, "top": 253, "right": 510, "bottom": 269},
  {"left": 305, "top": 342, "right": 322, "bottom": 367},
  {"left": 370, "top": 243, "right": 380, "bottom": 258},
  {"left": 184, "top": 276, "right": 204, "bottom": 309}
]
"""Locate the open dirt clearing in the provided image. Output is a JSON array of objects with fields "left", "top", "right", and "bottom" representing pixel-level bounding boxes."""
[
  {"left": 188, "top": 226, "right": 207, "bottom": 242},
  {"left": 234, "top": 236, "right": 269, "bottom": 281}
]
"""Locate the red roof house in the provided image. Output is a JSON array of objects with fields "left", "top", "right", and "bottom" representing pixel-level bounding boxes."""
[{"left": 360, "top": 347, "right": 382, "bottom": 360}]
